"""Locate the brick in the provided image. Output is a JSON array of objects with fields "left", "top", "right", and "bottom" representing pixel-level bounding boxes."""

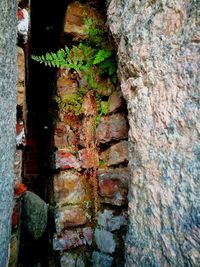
[
  {"left": 96, "top": 113, "right": 128, "bottom": 143},
  {"left": 55, "top": 149, "right": 81, "bottom": 170},
  {"left": 95, "top": 229, "right": 116, "bottom": 254},
  {"left": 54, "top": 171, "right": 85, "bottom": 206},
  {"left": 97, "top": 209, "right": 128, "bottom": 232},
  {"left": 108, "top": 91, "right": 122, "bottom": 113},
  {"left": 82, "top": 92, "right": 97, "bottom": 116},
  {"left": 62, "top": 112, "right": 81, "bottom": 131},
  {"left": 54, "top": 122, "right": 78, "bottom": 148},
  {"left": 14, "top": 150, "right": 22, "bottom": 184},
  {"left": 98, "top": 168, "right": 129, "bottom": 206},
  {"left": 63, "top": 2, "right": 102, "bottom": 40},
  {"left": 108, "top": 141, "right": 129, "bottom": 166},
  {"left": 55, "top": 206, "right": 87, "bottom": 232},
  {"left": 60, "top": 252, "right": 85, "bottom": 267},
  {"left": 53, "top": 227, "right": 93, "bottom": 251},
  {"left": 57, "top": 75, "right": 78, "bottom": 96}
]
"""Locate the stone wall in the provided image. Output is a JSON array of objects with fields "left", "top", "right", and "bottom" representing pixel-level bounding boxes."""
[
  {"left": 107, "top": 0, "right": 200, "bottom": 266},
  {"left": 50, "top": 2, "right": 129, "bottom": 266}
]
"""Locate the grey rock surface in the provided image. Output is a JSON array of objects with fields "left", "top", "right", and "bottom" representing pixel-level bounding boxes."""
[
  {"left": 92, "top": 251, "right": 113, "bottom": 267},
  {"left": 22, "top": 191, "right": 48, "bottom": 240},
  {"left": 95, "top": 229, "right": 116, "bottom": 254},
  {"left": 97, "top": 209, "right": 128, "bottom": 232},
  {"left": 0, "top": 0, "right": 17, "bottom": 265},
  {"left": 60, "top": 252, "right": 85, "bottom": 267},
  {"left": 107, "top": 0, "right": 200, "bottom": 266}
]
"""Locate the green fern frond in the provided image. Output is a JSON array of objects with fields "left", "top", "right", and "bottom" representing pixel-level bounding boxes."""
[{"left": 93, "top": 49, "right": 112, "bottom": 65}]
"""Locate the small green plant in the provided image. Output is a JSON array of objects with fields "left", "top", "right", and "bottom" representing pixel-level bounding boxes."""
[
  {"left": 99, "top": 159, "right": 104, "bottom": 166},
  {"left": 95, "top": 94, "right": 110, "bottom": 122},
  {"left": 54, "top": 94, "right": 83, "bottom": 114},
  {"left": 31, "top": 17, "right": 117, "bottom": 89},
  {"left": 32, "top": 18, "right": 117, "bottom": 220}
]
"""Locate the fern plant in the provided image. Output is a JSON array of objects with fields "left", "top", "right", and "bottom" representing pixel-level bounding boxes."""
[{"left": 31, "top": 18, "right": 117, "bottom": 115}]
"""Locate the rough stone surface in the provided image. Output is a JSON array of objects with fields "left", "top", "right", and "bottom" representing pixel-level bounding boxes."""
[
  {"left": 22, "top": 191, "right": 48, "bottom": 240},
  {"left": 96, "top": 113, "right": 128, "bottom": 143},
  {"left": 54, "top": 122, "right": 78, "bottom": 148},
  {"left": 60, "top": 252, "right": 85, "bottom": 267},
  {"left": 55, "top": 206, "right": 87, "bottom": 232},
  {"left": 53, "top": 227, "right": 93, "bottom": 250},
  {"left": 107, "top": 140, "right": 128, "bottom": 166},
  {"left": 54, "top": 171, "right": 85, "bottom": 206},
  {"left": 0, "top": 0, "right": 17, "bottom": 264},
  {"left": 78, "top": 148, "right": 99, "bottom": 169},
  {"left": 107, "top": 0, "right": 200, "bottom": 266},
  {"left": 98, "top": 168, "right": 129, "bottom": 206},
  {"left": 95, "top": 229, "right": 116, "bottom": 254},
  {"left": 14, "top": 150, "right": 22, "bottom": 185},
  {"left": 98, "top": 209, "right": 128, "bottom": 232},
  {"left": 64, "top": 1, "right": 103, "bottom": 40},
  {"left": 92, "top": 251, "right": 113, "bottom": 267},
  {"left": 108, "top": 91, "right": 122, "bottom": 113},
  {"left": 82, "top": 92, "right": 97, "bottom": 116},
  {"left": 55, "top": 149, "right": 81, "bottom": 170},
  {"left": 57, "top": 72, "right": 78, "bottom": 97},
  {"left": 17, "top": 47, "right": 25, "bottom": 107}
]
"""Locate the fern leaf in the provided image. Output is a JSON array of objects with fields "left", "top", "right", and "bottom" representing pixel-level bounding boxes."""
[{"left": 93, "top": 49, "right": 112, "bottom": 65}]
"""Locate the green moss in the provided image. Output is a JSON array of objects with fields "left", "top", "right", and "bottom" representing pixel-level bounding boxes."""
[{"left": 54, "top": 94, "right": 83, "bottom": 115}]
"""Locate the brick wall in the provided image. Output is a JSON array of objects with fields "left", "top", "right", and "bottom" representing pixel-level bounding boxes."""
[{"left": 50, "top": 2, "right": 130, "bottom": 266}]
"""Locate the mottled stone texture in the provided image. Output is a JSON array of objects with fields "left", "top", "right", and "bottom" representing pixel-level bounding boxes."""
[
  {"left": 0, "top": 0, "right": 17, "bottom": 266},
  {"left": 107, "top": 0, "right": 200, "bottom": 266},
  {"left": 51, "top": 2, "right": 129, "bottom": 265}
]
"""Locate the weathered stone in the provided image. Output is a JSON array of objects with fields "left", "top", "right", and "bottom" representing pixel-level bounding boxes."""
[
  {"left": 108, "top": 91, "right": 122, "bottom": 113},
  {"left": 99, "top": 179, "right": 119, "bottom": 198},
  {"left": 95, "top": 229, "right": 116, "bottom": 254},
  {"left": 96, "top": 113, "right": 128, "bottom": 143},
  {"left": 16, "top": 122, "right": 25, "bottom": 146},
  {"left": 54, "top": 122, "right": 77, "bottom": 148},
  {"left": 55, "top": 206, "right": 87, "bottom": 232},
  {"left": 96, "top": 79, "right": 115, "bottom": 96},
  {"left": 83, "top": 227, "right": 93, "bottom": 245},
  {"left": 64, "top": 2, "right": 103, "bottom": 40},
  {"left": 55, "top": 149, "right": 81, "bottom": 170},
  {"left": 92, "top": 251, "right": 113, "bottom": 267},
  {"left": 107, "top": 0, "right": 200, "bottom": 265},
  {"left": 82, "top": 92, "right": 97, "bottom": 116},
  {"left": 22, "top": 191, "right": 48, "bottom": 240},
  {"left": 57, "top": 75, "right": 78, "bottom": 96},
  {"left": 17, "top": 47, "right": 25, "bottom": 107},
  {"left": 14, "top": 150, "right": 22, "bottom": 185},
  {"left": 97, "top": 209, "right": 128, "bottom": 232},
  {"left": 62, "top": 112, "right": 81, "bottom": 131},
  {"left": 78, "top": 148, "right": 99, "bottom": 169},
  {"left": 98, "top": 168, "right": 129, "bottom": 206},
  {"left": 79, "top": 117, "right": 96, "bottom": 147},
  {"left": 0, "top": 1, "right": 17, "bottom": 264},
  {"left": 54, "top": 171, "right": 85, "bottom": 206},
  {"left": 107, "top": 141, "right": 128, "bottom": 166},
  {"left": 60, "top": 252, "right": 85, "bottom": 267},
  {"left": 17, "top": 47, "right": 25, "bottom": 83},
  {"left": 53, "top": 227, "right": 93, "bottom": 251}
]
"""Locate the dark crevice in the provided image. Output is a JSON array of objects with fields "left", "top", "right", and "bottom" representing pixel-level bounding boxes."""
[{"left": 19, "top": 1, "right": 69, "bottom": 266}]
